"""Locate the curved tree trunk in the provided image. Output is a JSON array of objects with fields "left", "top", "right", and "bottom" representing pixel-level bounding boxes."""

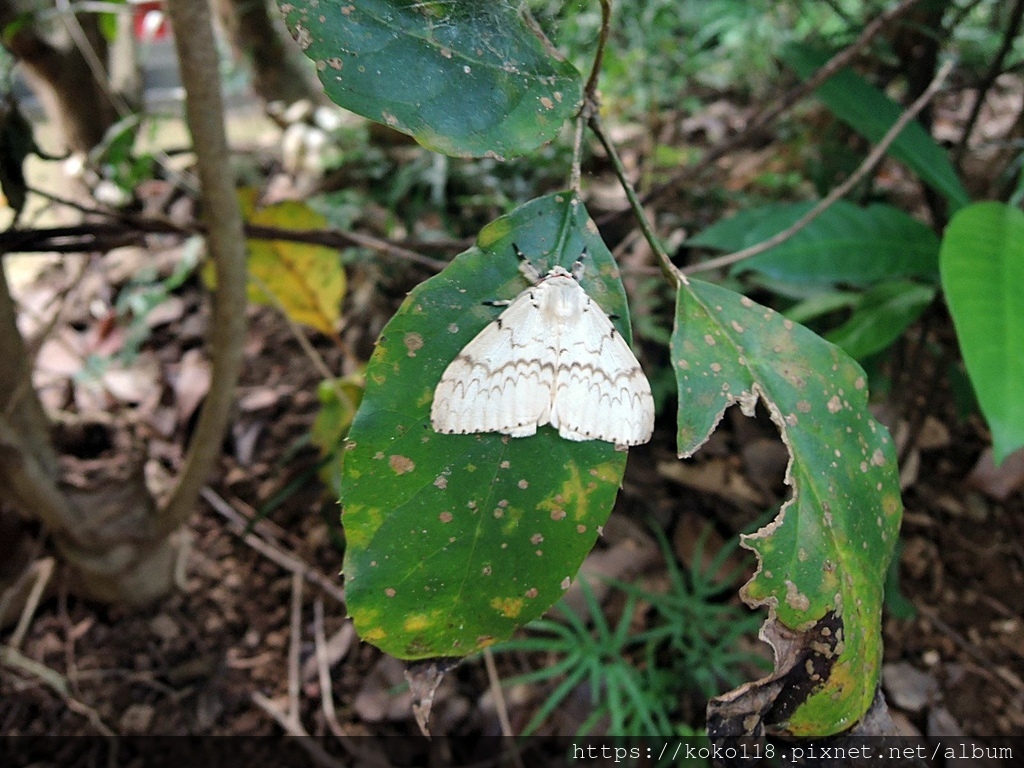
[{"left": 0, "top": 0, "right": 247, "bottom": 608}]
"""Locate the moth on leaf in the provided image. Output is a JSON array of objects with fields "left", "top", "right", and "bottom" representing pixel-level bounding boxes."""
[{"left": 431, "top": 246, "right": 654, "bottom": 446}]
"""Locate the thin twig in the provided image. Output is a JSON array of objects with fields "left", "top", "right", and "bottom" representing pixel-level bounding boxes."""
[
  {"left": 483, "top": 649, "right": 517, "bottom": 742},
  {"left": 583, "top": 0, "right": 612, "bottom": 102},
  {"left": 303, "top": 619, "right": 354, "bottom": 685},
  {"left": 309, "top": 602, "right": 394, "bottom": 766},
  {"left": 159, "top": 0, "right": 249, "bottom": 539},
  {"left": 200, "top": 486, "right": 347, "bottom": 605},
  {"left": 588, "top": 113, "right": 686, "bottom": 287},
  {"left": 53, "top": 0, "right": 129, "bottom": 115},
  {"left": 569, "top": 112, "right": 586, "bottom": 196},
  {"left": 627, "top": 0, "right": 923, "bottom": 213},
  {"left": 1, "top": 645, "right": 115, "bottom": 735},
  {"left": 7, "top": 557, "right": 54, "bottom": 650},
  {"left": 952, "top": 0, "right": 1024, "bottom": 168},
  {"left": 685, "top": 59, "right": 955, "bottom": 276},
  {"left": 251, "top": 692, "right": 347, "bottom": 768},
  {"left": 312, "top": 598, "right": 346, "bottom": 737},
  {"left": 571, "top": 0, "right": 612, "bottom": 195},
  {"left": 288, "top": 570, "right": 303, "bottom": 728}
]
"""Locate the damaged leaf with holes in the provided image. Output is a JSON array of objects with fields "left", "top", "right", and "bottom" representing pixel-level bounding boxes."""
[
  {"left": 672, "top": 280, "right": 902, "bottom": 737},
  {"left": 280, "top": 0, "right": 583, "bottom": 158},
  {"left": 340, "top": 192, "right": 635, "bottom": 659}
]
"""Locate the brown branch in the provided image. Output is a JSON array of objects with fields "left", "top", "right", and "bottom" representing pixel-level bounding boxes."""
[
  {"left": 584, "top": 0, "right": 612, "bottom": 102},
  {"left": 604, "top": 0, "right": 923, "bottom": 221},
  {"left": 1, "top": 198, "right": 452, "bottom": 271},
  {"left": 685, "top": 59, "right": 955, "bottom": 276},
  {"left": 952, "top": 0, "right": 1024, "bottom": 168},
  {"left": 589, "top": 113, "right": 685, "bottom": 287},
  {"left": 158, "top": 0, "right": 248, "bottom": 538}
]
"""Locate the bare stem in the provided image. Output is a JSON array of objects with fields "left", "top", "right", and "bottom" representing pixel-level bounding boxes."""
[
  {"left": 571, "top": 0, "right": 612, "bottom": 194},
  {"left": 584, "top": 0, "right": 612, "bottom": 101},
  {"left": 588, "top": 113, "right": 685, "bottom": 286},
  {"left": 685, "top": 59, "right": 955, "bottom": 276}
]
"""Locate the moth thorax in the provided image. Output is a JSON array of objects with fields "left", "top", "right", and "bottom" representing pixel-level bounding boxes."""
[{"left": 542, "top": 277, "right": 584, "bottom": 320}]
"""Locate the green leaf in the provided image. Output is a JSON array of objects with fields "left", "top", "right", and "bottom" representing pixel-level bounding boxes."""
[
  {"left": 940, "top": 202, "right": 1024, "bottom": 465},
  {"left": 783, "top": 290, "right": 860, "bottom": 325},
  {"left": 673, "top": 280, "right": 902, "bottom": 736},
  {"left": 240, "top": 189, "right": 347, "bottom": 335},
  {"left": 782, "top": 44, "right": 970, "bottom": 211},
  {"left": 341, "top": 193, "right": 632, "bottom": 659},
  {"left": 281, "top": 0, "right": 583, "bottom": 158},
  {"left": 825, "top": 281, "right": 935, "bottom": 360},
  {"left": 688, "top": 200, "right": 940, "bottom": 286}
]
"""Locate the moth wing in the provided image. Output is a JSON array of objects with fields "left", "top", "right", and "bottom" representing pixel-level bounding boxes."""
[
  {"left": 550, "top": 293, "right": 655, "bottom": 446},
  {"left": 431, "top": 286, "right": 557, "bottom": 437}
]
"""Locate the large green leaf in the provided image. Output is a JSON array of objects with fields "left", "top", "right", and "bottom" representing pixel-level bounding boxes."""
[
  {"left": 940, "top": 202, "right": 1024, "bottom": 465},
  {"left": 280, "top": 0, "right": 583, "bottom": 158},
  {"left": 689, "top": 200, "right": 940, "bottom": 286},
  {"left": 341, "top": 193, "right": 633, "bottom": 659},
  {"left": 782, "top": 44, "right": 969, "bottom": 211},
  {"left": 673, "top": 280, "right": 902, "bottom": 736}
]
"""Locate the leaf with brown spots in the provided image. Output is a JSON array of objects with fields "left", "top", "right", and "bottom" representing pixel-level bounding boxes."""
[
  {"left": 280, "top": 0, "right": 583, "bottom": 158},
  {"left": 340, "top": 193, "right": 634, "bottom": 659},
  {"left": 672, "top": 279, "right": 902, "bottom": 737}
]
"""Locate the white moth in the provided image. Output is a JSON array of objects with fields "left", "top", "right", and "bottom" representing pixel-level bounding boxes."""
[{"left": 431, "top": 246, "right": 655, "bottom": 446}]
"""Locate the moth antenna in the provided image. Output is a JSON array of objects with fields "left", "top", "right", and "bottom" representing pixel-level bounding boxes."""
[
  {"left": 571, "top": 248, "right": 587, "bottom": 281},
  {"left": 512, "top": 242, "right": 541, "bottom": 282}
]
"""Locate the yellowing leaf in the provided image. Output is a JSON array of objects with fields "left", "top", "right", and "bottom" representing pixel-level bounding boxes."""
[{"left": 240, "top": 189, "right": 345, "bottom": 335}]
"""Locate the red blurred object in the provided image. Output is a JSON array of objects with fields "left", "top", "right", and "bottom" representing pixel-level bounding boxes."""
[{"left": 132, "top": 1, "right": 170, "bottom": 41}]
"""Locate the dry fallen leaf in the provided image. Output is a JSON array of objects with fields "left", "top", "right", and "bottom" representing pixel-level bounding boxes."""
[
  {"left": 172, "top": 348, "right": 211, "bottom": 424},
  {"left": 967, "top": 446, "right": 1024, "bottom": 501},
  {"left": 658, "top": 457, "right": 765, "bottom": 507}
]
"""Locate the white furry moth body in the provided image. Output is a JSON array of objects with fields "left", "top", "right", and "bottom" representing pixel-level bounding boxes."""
[{"left": 430, "top": 248, "right": 655, "bottom": 446}]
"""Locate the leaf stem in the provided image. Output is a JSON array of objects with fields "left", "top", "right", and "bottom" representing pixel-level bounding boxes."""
[
  {"left": 584, "top": 0, "right": 612, "bottom": 102},
  {"left": 588, "top": 113, "right": 685, "bottom": 287},
  {"left": 571, "top": 0, "right": 612, "bottom": 194},
  {"left": 685, "top": 58, "right": 955, "bottom": 276}
]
